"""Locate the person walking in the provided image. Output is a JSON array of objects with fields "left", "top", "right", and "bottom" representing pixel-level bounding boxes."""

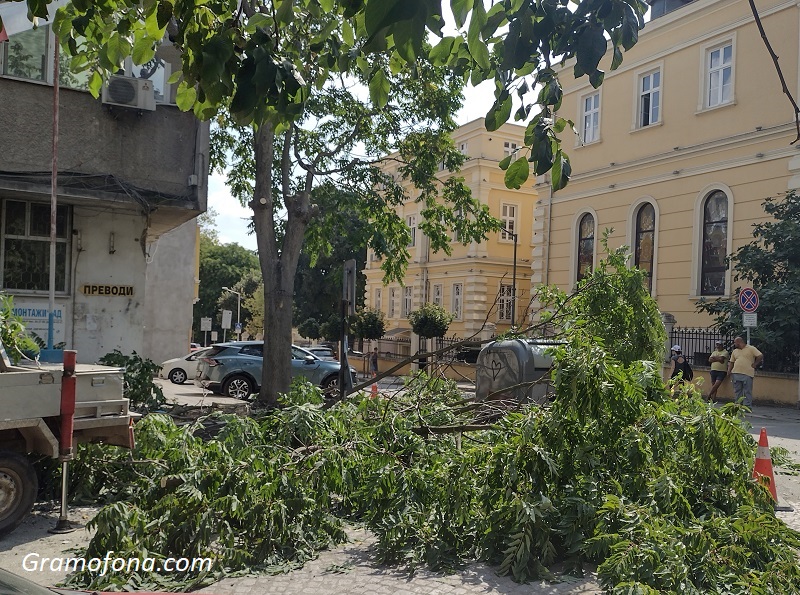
[
  {"left": 727, "top": 336, "right": 763, "bottom": 407},
  {"left": 370, "top": 347, "right": 379, "bottom": 377},
  {"left": 670, "top": 345, "right": 692, "bottom": 381},
  {"left": 707, "top": 341, "right": 728, "bottom": 400}
]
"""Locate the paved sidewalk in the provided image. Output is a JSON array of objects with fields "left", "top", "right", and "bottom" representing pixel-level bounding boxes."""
[
  {"left": 200, "top": 502, "right": 800, "bottom": 595},
  {"left": 199, "top": 529, "right": 603, "bottom": 595}
]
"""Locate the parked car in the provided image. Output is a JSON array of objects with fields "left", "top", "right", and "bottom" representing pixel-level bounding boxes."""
[
  {"left": 190, "top": 342, "right": 203, "bottom": 351},
  {"left": 194, "top": 341, "right": 357, "bottom": 399},
  {"left": 307, "top": 346, "right": 337, "bottom": 360},
  {"left": 159, "top": 348, "right": 211, "bottom": 384}
]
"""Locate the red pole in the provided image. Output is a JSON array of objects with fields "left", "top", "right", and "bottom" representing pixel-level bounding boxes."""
[{"left": 59, "top": 350, "right": 77, "bottom": 459}]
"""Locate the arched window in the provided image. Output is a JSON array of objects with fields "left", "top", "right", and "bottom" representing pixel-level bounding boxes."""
[
  {"left": 635, "top": 203, "right": 655, "bottom": 291},
  {"left": 577, "top": 213, "right": 595, "bottom": 282},
  {"left": 701, "top": 190, "right": 728, "bottom": 295}
]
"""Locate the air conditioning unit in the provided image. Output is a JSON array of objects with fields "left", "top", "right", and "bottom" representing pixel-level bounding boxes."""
[{"left": 101, "top": 75, "right": 156, "bottom": 111}]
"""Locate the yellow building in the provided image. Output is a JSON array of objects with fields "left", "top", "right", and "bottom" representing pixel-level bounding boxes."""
[
  {"left": 533, "top": 0, "right": 800, "bottom": 328},
  {"left": 364, "top": 119, "right": 538, "bottom": 343}
]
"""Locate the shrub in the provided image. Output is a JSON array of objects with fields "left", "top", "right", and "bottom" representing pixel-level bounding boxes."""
[
  {"left": 99, "top": 350, "right": 165, "bottom": 412},
  {"left": 408, "top": 303, "right": 454, "bottom": 339}
]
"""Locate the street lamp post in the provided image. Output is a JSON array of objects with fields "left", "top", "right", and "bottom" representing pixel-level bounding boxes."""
[
  {"left": 500, "top": 226, "right": 518, "bottom": 328},
  {"left": 222, "top": 287, "right": 242, "bottom": 340}
]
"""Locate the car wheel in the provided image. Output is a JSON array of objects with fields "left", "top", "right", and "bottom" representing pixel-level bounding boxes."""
[
  {"left": 0, "top": 451, "right": 38, "bottom": 537},
  {"left": 222, "top": 375, "right": 255, "bottom": 399},
  {"left": 321, "top": 374, "right": 340, "bottom": 399},
  {"left": 168, "top": 368, "right": 187, "bottom": 384}
]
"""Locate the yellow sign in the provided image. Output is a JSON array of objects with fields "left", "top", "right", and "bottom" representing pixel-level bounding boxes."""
[{"left": 81, "top": 284, "right": 135, "bottom": 297}]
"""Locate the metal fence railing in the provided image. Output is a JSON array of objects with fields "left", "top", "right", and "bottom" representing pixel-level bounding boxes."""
[{"left": 669, "top": 327, "right": 796, "bottom": 374}]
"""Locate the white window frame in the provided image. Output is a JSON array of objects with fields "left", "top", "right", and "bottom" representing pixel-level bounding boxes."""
[
  {"left": 459, "top": 142, "right": 468, "bottom": 154},
  {"left": 432, "top": 284, "right": 443, "bottom": 307},
  {"left": 389, "top": 287, "right": 398, "bottom": 318},
  {"left": 402, "top": 286, "right": 413, "bottom": 318},
  {"left": 500, "top": 204, "right": 518, "bottom": 242},
  {"left": 0, "top": 199, "right": 72, "bottom": 294},
  {"left": 451, "top": 283, "right": 463, "bottom": 320},
  {"left": 503, "top": 141, "right": 518, "bottom": 158},
  {"left": 374, "top": 288, "right": 382, "bottom": 312},
  {"left": 498, "top": 284, "right": 513, "bottom": 321},
  {"left": 700, "top": 37, "right": 735, "bottom": 111},
  {"left": 580, "top": 91, "right": 601, "bottom": 144},
  {"left": 637, "top": 68, "right": 661, "bottom": 128},
  {"left": 406, "top": 214, "right": 417, "bottom": 248}
]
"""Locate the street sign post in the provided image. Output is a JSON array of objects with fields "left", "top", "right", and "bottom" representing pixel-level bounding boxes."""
[
  {"left": 743, "top": 313, "right": 757, "bottom": 328},
  {"left": 738, "top": 287, "right": 759, "bottom": 344},
  {"left": 221, "top": 309, "right": 232, "bottom": 342},
  {"left": 739, "top": 287, "right": 759, "bottom": 313},
  {"left": 200, "top": 317, "right": 212, "bottom": 346},
  {"left": 211, "top": 331, "right": 218, "bottom": 342}
]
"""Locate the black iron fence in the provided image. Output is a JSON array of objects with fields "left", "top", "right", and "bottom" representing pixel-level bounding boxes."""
[{"left": 668, "top": 327, "right": 796, "bottom": 374}]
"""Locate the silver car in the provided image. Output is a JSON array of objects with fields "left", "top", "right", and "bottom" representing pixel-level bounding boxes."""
[{"left": 194, "top": 341, "right": 356, "bottom": 399}]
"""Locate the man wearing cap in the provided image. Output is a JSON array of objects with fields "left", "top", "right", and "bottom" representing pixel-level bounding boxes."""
[
  {"left": 727, "top": 336, "right": 763, "bottom": 407},
  {"left": 707, "top": 341, "right": 728, "bottom": 400}
]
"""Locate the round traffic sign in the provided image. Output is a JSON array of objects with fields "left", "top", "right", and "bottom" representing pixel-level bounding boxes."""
[{"left": 739, "top": 287, "right": 759, "bottom": 313}]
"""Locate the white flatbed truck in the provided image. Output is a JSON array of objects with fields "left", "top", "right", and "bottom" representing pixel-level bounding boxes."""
[{"left": 0, "top": 340, "right": 134, "bottom": 536}]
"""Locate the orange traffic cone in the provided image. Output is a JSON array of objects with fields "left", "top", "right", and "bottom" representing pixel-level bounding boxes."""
[
  {"left": 753, "top": 427, "right": 778, "bottom": 501},
  {"left": 370, "top": 374, "right": 378, "bottom": 398}
]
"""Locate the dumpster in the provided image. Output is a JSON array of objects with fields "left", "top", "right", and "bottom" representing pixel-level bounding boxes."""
[{"left": 475, "top": 339, "right": 559, "bottom": 406}]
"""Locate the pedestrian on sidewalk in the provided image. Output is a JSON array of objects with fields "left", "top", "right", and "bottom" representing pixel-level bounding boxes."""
[
  {"left": 727, "top": 336, "right": 763, "bottom": 407},
  {"left": 370, "top": 347, "right": 379, "bottom": 377},
  {"left": 707, "top": 341, "right": 728, "bottom": 400}
]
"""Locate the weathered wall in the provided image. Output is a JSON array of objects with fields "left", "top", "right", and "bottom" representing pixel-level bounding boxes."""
[
  {"left": 143, "top": 219, "right": 198, "bottom": 365},
  {"left": 0, "top": 79, "right": 201, "bottom": 198}
]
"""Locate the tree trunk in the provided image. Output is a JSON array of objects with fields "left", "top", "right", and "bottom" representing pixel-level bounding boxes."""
[{"left": 251, "top": 123, "right": 314, "bottom": 405}]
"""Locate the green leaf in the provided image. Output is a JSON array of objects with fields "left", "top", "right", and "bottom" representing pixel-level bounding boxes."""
[
  {"left": 342, "top": 20, "right": 355, "bottom": 46},
  {"left": 132, "top": 37, "right": 156, "bottom": 67},
  {"left": 88, "top": 71, "right": 103, "bottom": 98},
  {"left": 451, "top": 0, "right": 470, "bottom": 29},
  {"left": 176, "top": 81, "right": 197, "bottom": 111},
  {"left": 106, "top": 32, "right": 132, "bottom": 68},
  {"left": 429, "top": 36, "right": 455, "bottom": 66},
  {"left": 368, "top": 68, "right": 390, "bottom": 107},
  {"left": 551, "top": 151, "right": 571, "bottom": 191},
  {"left": 576, "top": 25, "right": 607, "bottom": 76},
  {"left": 621, "top": 4, "right": 640, "bottom": 51},
  {"left": 276, "top": 0, "right": 294, "bottom": 26},
  {"left": 499, "top": 155, "right": 512, "bottom": 170},
  {"left": 504, "top": 156, "right": 529, "bottom": 189},
  {"left": 365, "top": 0, "right": 403, "bottom": 36},
  {"left": 485, "top": 92, "right": 511, "bottom": 131},
  {"left": 467, "top": 0, "right": 489, "bottom": 68},
  {"left": 589, "top": 69, "right": 604, "bottom": 88}
]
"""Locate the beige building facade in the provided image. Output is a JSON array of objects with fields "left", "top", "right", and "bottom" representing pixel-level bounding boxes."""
[
  {"left": 533, "top": 0, "right": 800, "bottom": 328},
  {"left": 364, "top": 119, "right": 538, "bottom": 342}
]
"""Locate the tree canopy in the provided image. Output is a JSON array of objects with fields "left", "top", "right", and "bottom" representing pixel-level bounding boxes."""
[
  {"left": 13, "top": 0, "right": 649, "bottom": 402},
  {"left": 194, "top": 233, "right": 259, "bottom": 343}
]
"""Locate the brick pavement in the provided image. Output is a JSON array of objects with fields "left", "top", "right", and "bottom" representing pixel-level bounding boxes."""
[
  {"left": 199, "top": 529, "right": 603, "bottom": 595},
  {"left": 200, "top": 501, "right": 800, "bottom": 595}
]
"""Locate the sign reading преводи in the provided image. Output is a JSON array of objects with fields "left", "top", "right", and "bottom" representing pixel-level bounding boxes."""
[
  {"left": 21, "top": 552, "right": 213, "bottom": 575},
  {"left": 81, "top": 284, "right": 135, "bottom": 296}
]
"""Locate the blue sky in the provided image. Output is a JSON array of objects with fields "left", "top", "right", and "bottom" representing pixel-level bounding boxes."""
[{"left": 208, "top": 81, "right": 497, "bottom": 251}]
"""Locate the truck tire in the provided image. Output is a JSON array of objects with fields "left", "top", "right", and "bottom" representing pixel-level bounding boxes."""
[{"left": 0, "top": 451, "right": 38, "bottom": 537}]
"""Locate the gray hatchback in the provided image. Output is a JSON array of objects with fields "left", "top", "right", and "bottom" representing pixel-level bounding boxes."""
[{"left": 194, "top": 341, "right": 356, "bottom": 399}]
